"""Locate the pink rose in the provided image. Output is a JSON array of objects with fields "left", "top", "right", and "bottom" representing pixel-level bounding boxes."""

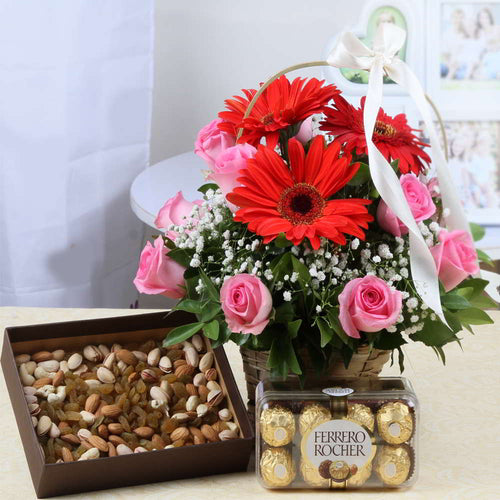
[
  {"left": 220, "top": 274, "right": 272, "bottom": 335},
  {"left": 430, "top": 229, "right": 479, "bottom": 292},
  {"left": 294, "top": 116, "right": 315, "bottom": 144},
  {"left": 426, "top": 177, "right": 440, "bottom": 198},
  {"left": 209, "top": 144, "right": 257, "bottom": 212},
  {"left": 154, "top": 191, "right": 203, "bottom": 240},
  {"left": 377, "top": 174, "right": 436, "bottom": 237},
  {"left": 133, "top": 236, "right": 185, "bottom": 299},
  {"left": 339, "top": 275, "right": 403, "bottom": 339},
  {"left": 194, "top": 118, "right": 235, "bottom": 167}
]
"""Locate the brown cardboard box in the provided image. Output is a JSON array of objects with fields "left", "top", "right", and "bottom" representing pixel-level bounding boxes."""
[{"left": 1, "top": 311, "right": 253, "bottom": 498}]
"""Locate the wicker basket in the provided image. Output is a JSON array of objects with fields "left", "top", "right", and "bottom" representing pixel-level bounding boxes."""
[{"left": 240, "top": 345, "right": 391, "bottom": 421}]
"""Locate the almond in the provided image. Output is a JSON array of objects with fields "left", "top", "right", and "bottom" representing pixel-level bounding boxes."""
[
  {"left": 61, "top": 447, "right": 74, "bottom": 462},
  {"left": 52, "top": 370, "right": 64, "bottom": 387},
  {"left": 85, "top": 393, "right": 101, "bottom": 413},
  {"left": 201, "top": 424, "right": 219, "bottom": 442},
  {"left": 189, "top": 426, "right": 206, "bottom": 444},
  {"left": 108, "top": 442, "right": 117, "bottom": 457},
  {"left": 108, "top": 423, "right": 123, "bottom": 435},
  {"left": 133, "top": 426, "right": 154, "bottom": 439},
  {"left": 175, "top": 364, "right": 195, "bottom": 378},
  {"left": 128, "top": 371, "right": 139, "bottom": 384},
  {"left": 101, "top": 404, "right": 122, "bottom": 418},
  {"left": 198, "top": 385, "right": 209, "bottom": 402},
  {"left": 204, "top": 368, "right": 217, "bottom": 381},
  {"left": 97, "top": 424, "right": 109, "bottom": 439},
  {"left": 108, "top": 435, "right": 127, "bottom": 446},
  {"left": 185, "top": 384, "right": 198, "bottom": 396},
  {"left": 170, "top": 426, "right": 189, "bottom": 442},
  {"left": 116, "top": 349, "right": 137, "bottom": 366},
  {"left": 15, "top": 354, "right": 31, "bottom": 365},
  {"left": 88, "top": 435, "right": 108, "bottom": 452},
  {"left": 151, "top": 434, "right": 166, "bottom": 449},
  {"left": 33, "top": 377, "right": 52, "bottom": 389},
  {"left": 32, "top": 351, "right": 53, "bottom": 363},
  {"left": 212, "top": 420, "right": 228, "bottom": 433},
  {"left": 61, "top": 434, "right": 80, "bottom": 445},
  {"left": 173, "top": 359, "right": 187, "bottom": 369}
]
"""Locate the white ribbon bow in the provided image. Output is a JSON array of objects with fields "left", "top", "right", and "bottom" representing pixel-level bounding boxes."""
[{"left": 327, "top": 23, "right": 471, "bottom": 322}]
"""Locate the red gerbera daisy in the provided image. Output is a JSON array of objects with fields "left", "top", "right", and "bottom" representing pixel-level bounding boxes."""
[
  {"left": 218, "top": 76, "right": 340, "bottom": 150},
  {"left": 227, "top": 136, "right": 373, "bottom": 250},
  {"left": 320, "top": 95, "right": 431, "bottom": 175}
]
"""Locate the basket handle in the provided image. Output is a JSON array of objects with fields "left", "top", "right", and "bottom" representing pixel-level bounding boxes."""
[{"left": 236, "top": 61, "right": 448, "bottom": 161}]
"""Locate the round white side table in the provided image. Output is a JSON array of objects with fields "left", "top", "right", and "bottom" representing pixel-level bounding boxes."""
[{"left": 130, "top": 152, "right": 207, "bottom": 229}]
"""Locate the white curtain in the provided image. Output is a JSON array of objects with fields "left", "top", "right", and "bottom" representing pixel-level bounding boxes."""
[{"left": 0, "top": 1, "right": 154, "bottom": 307}]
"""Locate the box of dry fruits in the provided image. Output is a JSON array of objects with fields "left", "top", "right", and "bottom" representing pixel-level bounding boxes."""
[
  {"left": 256, "top": 377, "right": 417, "bottom": 490},
  {"left": 1, "top": 310, "right": 253, "bottom": 498}
]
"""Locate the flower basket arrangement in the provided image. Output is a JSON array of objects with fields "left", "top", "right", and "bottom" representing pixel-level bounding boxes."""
[{"left": 134, "top": 26, "right": 496, "bottom": 413}]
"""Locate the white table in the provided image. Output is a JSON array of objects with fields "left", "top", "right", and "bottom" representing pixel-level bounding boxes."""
[{"left": 130, "top": 152, "right": 207, "bottom": 229}]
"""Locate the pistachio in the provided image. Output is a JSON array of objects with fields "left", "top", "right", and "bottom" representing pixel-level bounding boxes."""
[
  {"left": 32, "top": 351, "right": 53, "bottom": 363},
  {"left": 117, "top": 360, "right": 128, "bottom": 373},
  {"left": 147, "top": 348, "right": 161, "bottom": 367},
  {"left": 67, "top": 353, "right": 83, "bottom": 370},
  {"left": 83, "top": 345, "right": 103, "bottom": 363},
  {"left": 103, "top": 352, "right": 116, "bottom": 370},
  {"left": 150, "top": 386, "right": 169, "bottom": 403},
  {"left": 150, "top": 399, "right": 167, "bottom": 410},
  {"left": 79, "top": 447, "right": 100, "bottom": 461},
  {"left": 116, "top": 444, "right": 133, "bottom": 455},
  {"left": 29, "top": 403, "right": 41, "bottom": 416},
  {"left": 85, "top": 379, "right": 101, "bottom": 389},
  {"left": 19, "top": 364, "right": 35, "bottom": 386},
  {"left": 25, "top": 394, "right": 38, "bottom": 404},
  {"left": 206, "top": 380, "right": 221, "bottom": 392},
  {"left": 37, "top": 415, "right": 52, "bottom": 436},
  {"left": 38, "top": 359, "right": 60, "bottom": 372},
  {"left": 207, "top": 389, "right": 224, "bottom": 407},
  {"left": 225, "top": 421, "right": 239, "bottom": 433},
  {"left": 111, "top": 343, "right": 122, "bottom": 353},
  {"left": 31, "top": 416, "right": 38, "bottom": 427},
  {"left": 199, "top": 352, "right": 214, "bottom": 372},
  {"left": 77, "top": 428, "right": 92, "bottom": 442},
  {"left": 184, "top": 347, "right": 199, "bottom": 368},
  {"left": 140, "top": 369, "right": 158, "bottom": 383},
  {"left": 96, "top": 366, "right": 116, "bottom": 384},
  {"left": 159, "top": 356, "right": 173, "bottom": 373},
  {"left": 219, "top": 429, "right": 238, "bottom": 440},
  {"left": 52, "top": 349, "right": 65, "bottom": 361},
  {"left": 98, "top": 344, "right": 110, "bottom": 357},
  {"left": 191, "top": 334, "right": 204, "bottom": 352},
  {"left": 193, "top": 373, "right": 207, "bottom": 387},
  {"left": 49, "top": 422, "right": 61, "bottom": 439},
  {"left": 80, "top": 411, "right": 96, "bottom": 425},
  {"left": 218, "top": 408, "right": 232, "bottom": 421},
  {"left": 160, "top": 379, "right": 174, "bottom": 397},
  {"left": 186, "top": 395, "right": 200, "bottom": 412},
  {"left": 15, "top": 354, "right": 31, "bottom": 365},
  {"left": 23, "top": 386, "right": 37, "bottom": 396},
  {"left": 134, "top": 446, "right": 148, "bottom": 453},
  {"left": 132, "top": 351, "right": 148, "bottom": 363},
  {"left": 171, "top": 413, "right": 190, "bottom": 423}
]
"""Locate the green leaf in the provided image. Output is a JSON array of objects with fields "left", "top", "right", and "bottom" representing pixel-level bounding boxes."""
[
  {"left": 291, "top": 255, "right": 311, "bottom": 284},
  {"left": 411, "top": 319, "right": 457, "bottom": 347},
  {"left": 348, "top": 162, "right": 370, "bottom": 186},
  {"left": 174, "top": 298, "right": 204, "bottom": 314},
  {"left": 327, "top": 308, "right": 354, "bottom": 348},
  {"left": 476, "top": 248, "right": 494, "bottom": 267},
  {"left": 163, "top": 322, "right": 204, "bottom": 347},
  {"left": 468, "top": 293, "right": 498, "bottom": 309},
  {"left": 267, "top": 338, "right": 288, "bottom": 378},
  {"left": 275, "top": 302, "right": 294, "bottom": 323},
  {"left": 373, "top": 332, "right": 406, "bottom": 350},
  {"left": 167, "top": 248, "right": 192, "bottom": 268},
  {"left": 469, "top": 222, "right": 485, "bottom": 242},
  {"left": 287, "top": 319, "right": 302, "bottom": 339},
  {"left": 443, "top": 310, "right": 463, "bottom": 333},
  {"left": 230, "top": 333, "right": 251, "bottom": 346},
  {"left": 199, "top": 269, "right": 219, "bottom": 302},
  {"left": 317, "top": 317, "right": 333, "bottom": 348},
  {"left": 198, "top": 302, "right": 221, "bottom": 323},
  {"left": 198, "top": 183, "right": 219, "bottom": 194},
  {"left": 457, "top": 308, "right": 494, "bottom": 325},
  {"left": 203, "top": 320, "right": 219, "bottom": 340},
  {"left": 283, "top": 341, "right": 302, "bottom": 375},
  {"left": 275, "top": 233, "right": 293, "bottom": 248},
  {"left": 441, "top": 294, "right": 471, "bottom": 310},
  {"left": 397, "top": 347, "right": 405, "bottom": 373}
]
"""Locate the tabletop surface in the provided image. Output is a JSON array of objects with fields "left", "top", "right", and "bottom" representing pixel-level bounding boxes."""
[{"left": 1, "top": 306, "right": 499, "bottom": 499}]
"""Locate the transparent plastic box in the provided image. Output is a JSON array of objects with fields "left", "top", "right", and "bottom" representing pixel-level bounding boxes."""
[{"left": 256, "top": 377, "right": 418, "bottom": 490}]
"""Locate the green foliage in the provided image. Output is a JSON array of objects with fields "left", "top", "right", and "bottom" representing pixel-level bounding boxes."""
[
  {"left": 163, "top": 322, "right": 204, "bottom": 347},
  {"left": 469, "top": 222, "right": 485, "bottom": 242}
]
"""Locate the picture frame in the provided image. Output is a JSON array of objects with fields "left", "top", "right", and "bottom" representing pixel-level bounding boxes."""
[{"left": 426, "top": 0, "right": 500, "bottom": 120}]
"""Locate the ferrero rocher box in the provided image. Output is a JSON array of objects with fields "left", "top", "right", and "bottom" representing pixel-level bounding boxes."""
[
  {"left": 1, "top": 311, "right": 253, "bottom": 498},
  {"left": 255, "top": 377, "right": 418, "bottom": 490}
]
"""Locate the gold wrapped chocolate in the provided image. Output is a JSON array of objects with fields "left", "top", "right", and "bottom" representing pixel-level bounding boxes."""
[
  {"left": 299, "top": 403, "right": 331, "bottom": 436},
  {"left": 346, "top": 461, "right": 372, "bottom": 487},
  {"left": 260, "top": 448, "right": 296, "bottom": 487},
  {"left": 374, "top": 445, "right": 412, "bottom": 486},
  {"left": 345, "top": 403, "right": 375, "bottom": 432},
  {"left": 300, "top": 459, "right": 329, "bottom": 487},
  {"left": 329, "top": 460, "right": 351, "bottom": 482},
  {"left": 376, "top": 401, "right": 413, "bottom": 444},
  {"left": 260, "top": 405, "right": 295, "bottom": 447}
]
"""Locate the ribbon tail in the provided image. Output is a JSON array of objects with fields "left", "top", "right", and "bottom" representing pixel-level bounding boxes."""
[
  {"left": 363, "top": 58, "right": 448, "bottom": 326},
  {"left": 386, "top": 59, "right": 470, "bottom": 235}
]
